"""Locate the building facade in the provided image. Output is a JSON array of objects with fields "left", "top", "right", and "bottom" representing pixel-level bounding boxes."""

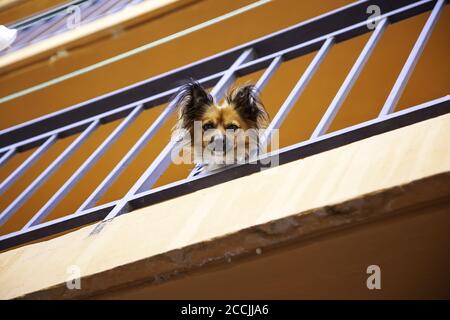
[{"left": 0, "top": 0, "right": 449, "bottom": 299}]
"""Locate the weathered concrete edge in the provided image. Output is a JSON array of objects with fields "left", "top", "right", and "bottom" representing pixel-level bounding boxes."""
[{"left": 16, "top": 171, "right": 450, "bottom": 299}]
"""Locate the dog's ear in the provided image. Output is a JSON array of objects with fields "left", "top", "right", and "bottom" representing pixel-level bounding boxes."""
[
  {"left": 227, "top": 85, "right": 269, "bottom": 128},
  {"left": 173, "top": 80, "right": 213, "bottom": 130}
]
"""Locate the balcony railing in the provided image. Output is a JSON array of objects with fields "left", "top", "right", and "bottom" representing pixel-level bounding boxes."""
[
  {"left": 0, "top": 0, "right": 449, "bottom": 251},
  {"left": 2, "top": 0, "right": 145, "bottom": 56}
]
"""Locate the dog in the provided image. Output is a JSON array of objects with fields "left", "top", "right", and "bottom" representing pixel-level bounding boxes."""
[{"left": 171, "top": 80, "right": 269, "bottom": 176}]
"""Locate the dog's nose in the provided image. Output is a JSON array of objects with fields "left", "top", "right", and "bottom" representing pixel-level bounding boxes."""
[
  {"left": 210, "top": 135, "right": 225, "bottom": 150},
  {"left": 210, "top": 135, "right": 232, "bottom": 152}
]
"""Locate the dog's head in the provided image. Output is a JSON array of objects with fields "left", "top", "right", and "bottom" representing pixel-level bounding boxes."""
[{"left": 172, "top": 80, "right": 269, "bottom": 167}]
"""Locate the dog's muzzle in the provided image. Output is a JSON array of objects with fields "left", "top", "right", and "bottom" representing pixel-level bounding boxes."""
[{"left": 207, "top": 134, "right": 233, "bottom": 154}]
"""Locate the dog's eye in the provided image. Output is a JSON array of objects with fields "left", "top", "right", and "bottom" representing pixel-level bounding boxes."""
[
  {"left": 226, "top": 124, "right": 239, "bottom": 131},
  {"left": 202, "top": 123, "right": 214, "bottom": 131}
]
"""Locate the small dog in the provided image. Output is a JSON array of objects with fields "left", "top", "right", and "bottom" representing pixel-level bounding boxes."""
[{"left": 172, "top": 80, "right": 269, "bottom": 176}]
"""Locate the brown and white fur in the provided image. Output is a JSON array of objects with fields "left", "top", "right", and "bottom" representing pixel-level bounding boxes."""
[{"left": 172, "top": 80, "right": 269, "bottom": 174}]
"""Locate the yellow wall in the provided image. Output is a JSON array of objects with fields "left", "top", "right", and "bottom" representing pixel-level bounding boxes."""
[
  {"left": 0, "top": 113, "right": 449, "bottom": 299},
  {"left": 0, "top": 1, "right": 449, "bottom": 240}
]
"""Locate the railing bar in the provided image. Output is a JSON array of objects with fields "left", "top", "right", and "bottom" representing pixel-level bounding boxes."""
[
  {"left": 0, "top": 135, "right": 57, "bottom": 195},
  {"left": 255, "top": 55, "right": 283, "bottom": 92},
  {"left": 23, "top": 105, "right": 144, "bottom": 229},
  {"left": 260, "top": 37, "right": 335, "bottom": 147},
  {"left": 210, "top": 49, "right": 255, "bottom": 102},
  {"left": 82, "top": 0, "right": 124, "bottom": 24},
  {"left": 311, "top": 18, "right": 388, "bottom": 139},
  {"left": 103, "top": 48, "right": 256, "bottom": 220},
  {"left": 104, "top": 0, "right": 134, "bottom": 16},
  {"left": 379, "top": 0, "right": 445, "bottom": 116},
  {"left": 131, "top": 139, "right": 180, "bottom": 198},
  {"left": 0, "top": 148, "right": 16, "bottom": 167},
  {"left": 0, "top": 72, "right": 225, "bottom": 154},
  {"left": 0, "top": 120, "right": 99, "bottom": 227},
  {"left": 75, "top": 96, "right": 183, "bottom": 213}
]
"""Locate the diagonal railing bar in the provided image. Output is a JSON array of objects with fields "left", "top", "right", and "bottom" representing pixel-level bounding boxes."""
[
  {"left": 23, "top": 105, "right": 144, "bottom": 229},
  {"left": 260, "top": 37, "right": 335, "bottom": 147},
  {"left": 104, "top": 0, "right": 136, "bottom": 16},
  {"left": 102, "top": 48, "right": 255, "bottom": 221},
  {"left": 379, "top": 0, "right": 445, "bottom": 116},
  {"left": 311, "top": 18, "right": 388, "bottom": 139},
  {"left": 210, "top": 49, "right": 256, "bottom": 102},
  {"left": 0, "top": 135, "right": 57, "bottom": 195},
  {"left": 0, "top": 120, "right": 99, "bottom": 226},
  {"left": 0, "top": 148, "right": 16, "bottom": 167},
  {"left": 254, "top": 55, "right": 283, "bottom": 92}
]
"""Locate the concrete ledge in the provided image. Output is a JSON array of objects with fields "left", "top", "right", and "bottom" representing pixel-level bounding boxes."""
[
  {"left": 26, "top": 173, "right": 450, "bottom": 299},
  {"left": 0, "top": 113, "right": 449, "bottom": 299}
]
